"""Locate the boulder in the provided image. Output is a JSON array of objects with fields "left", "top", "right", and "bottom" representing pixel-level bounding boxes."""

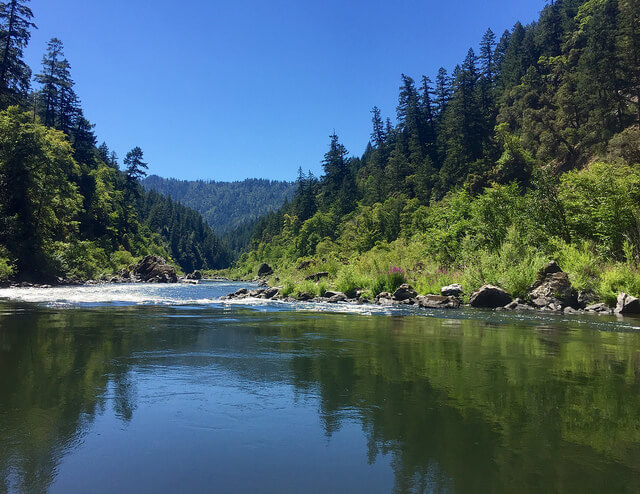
[
  {"left": 585, "top": 303, "right": 612, "bottom": 314},
  {"left": 417, "top": 294, "right": 460, "bottom": 309},
  {"left": 529, "top": 271, "right": 578, "bottom": 309},
  {"left": 263, "top": 287, "right": 280, "bottom": 299},
  {"left": 374, "top": 292, "right": 394, "bottom": 305},
  {"left": 324, "top": 290, "right": 347, "bottom": 303},
  {"left": 615, "top": 292, "right": 640, "bottom": 315},
  {"left": 305, "top": 271, "right": 329, "bottom": 282},
  {"left": 538, "top": 261, "right": 562, "bottom": 278},
  {"left": 257, "top": 263, "right": 273, "bottom": 277},
  {"left": 577, "top": 290, "right": 598, "bottom": 308},
  {"left": 441, "top": 283, "right": 464, "bottom": 297},
  {"left": 393, "top": 284, "right": 417, "bottom": 301},
  {"left": 469, "top": 285, "right": 512, "bottom": 308},
  {"left": 563, "top": 306, "right": 581, "bottom": 315},
  {"left": 297, "top": 292, "right": 314, "bottom": 301},
  {"left": 186, "top": 270, "right": 202, "bottom": 280},
  {"left": 502, "top": 298, "right": 534, "bottom": 311},
  {"left": 248, "top": 289, "right": 265, "bottom": 297},
  {"left": 131, "top": 255, "right": 178, "bottom": 283}
]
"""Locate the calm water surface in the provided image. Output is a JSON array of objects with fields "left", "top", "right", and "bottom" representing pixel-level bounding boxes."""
[{"left": 1, "top": 281, "right": 639, "bottom": 493}]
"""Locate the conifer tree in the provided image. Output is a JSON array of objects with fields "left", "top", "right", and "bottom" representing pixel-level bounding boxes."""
[
  {"left": 370, "top": 106, "right": 385, "bottom": 147},
  {"left": 479, "top": 28, "right": 496, "bottom": 83},
  {"left": 34, "top": 38, "right": 63, "bottom": 127},
  {"left": 434, "top": 67, "right": 451, "bottom": 117},
  {"left": 124, "top": 147, "right": 148, "bottom": 189},
  {"left": 0, "top": 0, "right": 35, "bottom": 106}
]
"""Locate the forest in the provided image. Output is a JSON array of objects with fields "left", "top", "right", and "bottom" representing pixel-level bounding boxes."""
[
  {"left": 233, "top": 0, "right": 640, "bottom": 305},
  {"left": 0, "top": 1, "right": 232, "bottom": 282},
  {"left": 142, "top": 175, "right": 295, "bottom": 253}
]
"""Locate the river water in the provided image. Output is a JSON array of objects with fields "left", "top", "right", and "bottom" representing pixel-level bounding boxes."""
[{"left": 0, "top": 281, "right": 639, "bottom": 493}]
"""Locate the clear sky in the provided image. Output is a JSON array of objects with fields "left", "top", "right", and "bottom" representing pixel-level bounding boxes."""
[{"left": 24, "top": 0, "right": 545, "bottom": 181}]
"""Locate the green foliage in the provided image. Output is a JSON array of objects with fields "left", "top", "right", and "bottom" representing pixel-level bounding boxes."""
[
  {"left": 598, "top": 264, "right": 640, "bottom": 305},
  {"left": 459, "top": 227, "right": 547, "bottom": 297},
  {"left": 371, "top": 267, "right": 407, "bottom": 296},
  {"left": 142, "top": 175, "right": 296, "bottom": 238},
  {"left": 51, "top": 241, "right": 108, "bottom": 280},
  {"left": 0, "top": 254, "right": 14, "bottom": 281},
  {"left": 560, "top": 162, "right": 640, "bottom": 259}
]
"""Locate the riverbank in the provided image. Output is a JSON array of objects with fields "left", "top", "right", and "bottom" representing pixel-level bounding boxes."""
[{"left": 216, "top": 258, "right": 640, "bottom": 317}]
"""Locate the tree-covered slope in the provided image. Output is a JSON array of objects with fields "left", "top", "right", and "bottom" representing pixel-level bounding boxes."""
[
  {"left": 0, "top": 0, "right": 230, "bottom": 281},
  {"left": 142, "top": 175, "right": 296, "bottom": 235},
  {"left": 235, "top": 0, "right": 640, "bottom": 305}
]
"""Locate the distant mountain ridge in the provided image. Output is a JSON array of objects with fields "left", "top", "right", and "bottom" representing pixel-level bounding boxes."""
[{"left": 142, "top": 175, "right": 296, "bottom": 235}]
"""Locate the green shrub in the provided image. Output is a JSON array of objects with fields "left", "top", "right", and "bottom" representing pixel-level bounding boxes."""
[
  {"left": 0, "top": 256, "right": 14, "bottom": 281},
  {"left": 335, "top": 265, "right": 366, "bottom": 298},
  {"left": 597, "top": 264, "right": 640, "bottom": 306},
  {"left": 460, "top": 227, "right": 546, "bottom": 297},
  {"left": 52, "top": 241, "right": 109, "bottom": 280},
  {"left": 551, "top": 240, "right": 601, "bottom": 292},
  {"left": 110, "top": 249, "right": 135, "bottom": 272}
]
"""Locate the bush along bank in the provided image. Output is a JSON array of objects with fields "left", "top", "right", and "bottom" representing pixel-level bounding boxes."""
[{"left": 221, "top": 259, "right": 640, "bottom": 317}]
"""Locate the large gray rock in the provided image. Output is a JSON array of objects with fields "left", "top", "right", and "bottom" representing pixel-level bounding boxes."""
[
  {"left": 501, "top": 298, "right": 535, "bottom": 311},
  {"left": 469, "top": 285, "right": 512, "bottom": 308},
  {"left": 393, "top": 284, "right": 417, "bottom": 301},
  {"left": 441, "top": 283, "right": 464, "bottom": 297},
  {"left": 538, "top": 261, "right": 562, "bottom": 277},
  {"left": 324, "top": 290, "right": 347, "bottom": 303},
  {"left": 257, "top": 263, "right": 273, "bottom": 277},
  {"left": 131, "top": 255, "right": 178, "bottom": 283},
  {"left": 417, "top": 294, "right": 460, "bottom": 309},
  {"left": 263, "top": 287, "right": 280, "bottom": 299},
  {"left": 374, "top": 292, "right": 394, "bottom": 305},
  {"left": 529, "top": 271, "right": 577, "bottom": 309},
  {"left": 585, "top": 302, "right": 611, "bottom": 313},
  {"left": 615, "top": 292, "right": 640, "bottom": 315},
  {"left": 297, "top": 291, "right": 314, "bottom": 301}
]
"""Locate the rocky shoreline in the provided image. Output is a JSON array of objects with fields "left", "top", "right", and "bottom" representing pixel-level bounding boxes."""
[
  {"left": 1, "top": 255, "right": 209, "bottom": 289},
  {"left": 222, "top": 261, "right": 640, "bottom": 317},
  {"left": 3, "top": 258, "right": 639, "bottom": 317}
]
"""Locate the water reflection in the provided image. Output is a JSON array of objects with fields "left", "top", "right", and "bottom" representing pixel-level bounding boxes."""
[{"left": 1, "top": 303, "right": 639, "bottom": 493}]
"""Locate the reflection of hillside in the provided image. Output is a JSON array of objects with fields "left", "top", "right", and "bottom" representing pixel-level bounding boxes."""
[
  {"left": 276, "top": 314, "right": 640, "bottom": 492},
  {"left": 1, "top": 304, "right": 639, "bottom": 493}
]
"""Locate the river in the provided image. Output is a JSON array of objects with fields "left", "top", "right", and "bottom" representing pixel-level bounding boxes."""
[{"left": 0, "top": 281, "right": 639, "bottom": 493}]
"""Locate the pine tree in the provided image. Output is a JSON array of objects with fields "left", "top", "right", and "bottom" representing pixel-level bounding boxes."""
[
  {"left": 435, "top": 67, "right": 451, "bottom": 117},
  {"left": 0, "top": 0, "right": 35, "bottom": 106},
  {"left": 124, "top": 147, "right": 148, "bottom": 188},
  {"left": 34, "top": 38, "right": 63, "bottom": 127},
  {"left": 370, "top": 106, "right": 385, "bottom": 147},
  {"left": 479, "top": 28, "right": 497, "bottom": 83}
]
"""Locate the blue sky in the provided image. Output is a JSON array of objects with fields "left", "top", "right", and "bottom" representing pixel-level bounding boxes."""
[{"left": 24, "top": 0, "right": 545, "bottom": 181}]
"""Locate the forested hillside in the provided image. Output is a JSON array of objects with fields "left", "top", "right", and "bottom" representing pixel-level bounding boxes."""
[
  {"left": 143, "top": 176, "right": 295, "bottom": 234},
  {"left": 0, "top": 1, "right": 230, "bottom": 282},
  {"left": 236, "top": 0, "right": 640, "bottom": 304}
]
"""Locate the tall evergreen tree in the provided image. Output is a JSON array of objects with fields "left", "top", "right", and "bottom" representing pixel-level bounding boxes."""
[
  {"left": 34, "top": 37, "right": 63, "bottom": 127},
  {"left": 124, "top": 147, "right": 148, "bottom": 189},
  {"left": 370, "top": 106, "right": 385, "bottom": 147},
  {"left": 0, "top": 0, "right": 35, "bottom": 106},
  {"left": 434, "top": 67, "right": 451, "bottom": 117},
  {"left": 479, "top": 28, "right": 497, "bottom": 83}
]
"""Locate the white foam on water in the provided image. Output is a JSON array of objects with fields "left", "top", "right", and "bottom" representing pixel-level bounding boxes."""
[{"left": 0, "top": 283, "right": 233, "bottom": 307}]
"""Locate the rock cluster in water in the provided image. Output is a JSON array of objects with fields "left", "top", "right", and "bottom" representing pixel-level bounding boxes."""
[{"left": 110, "top": 255, "right": 178, "bottom": 283}]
